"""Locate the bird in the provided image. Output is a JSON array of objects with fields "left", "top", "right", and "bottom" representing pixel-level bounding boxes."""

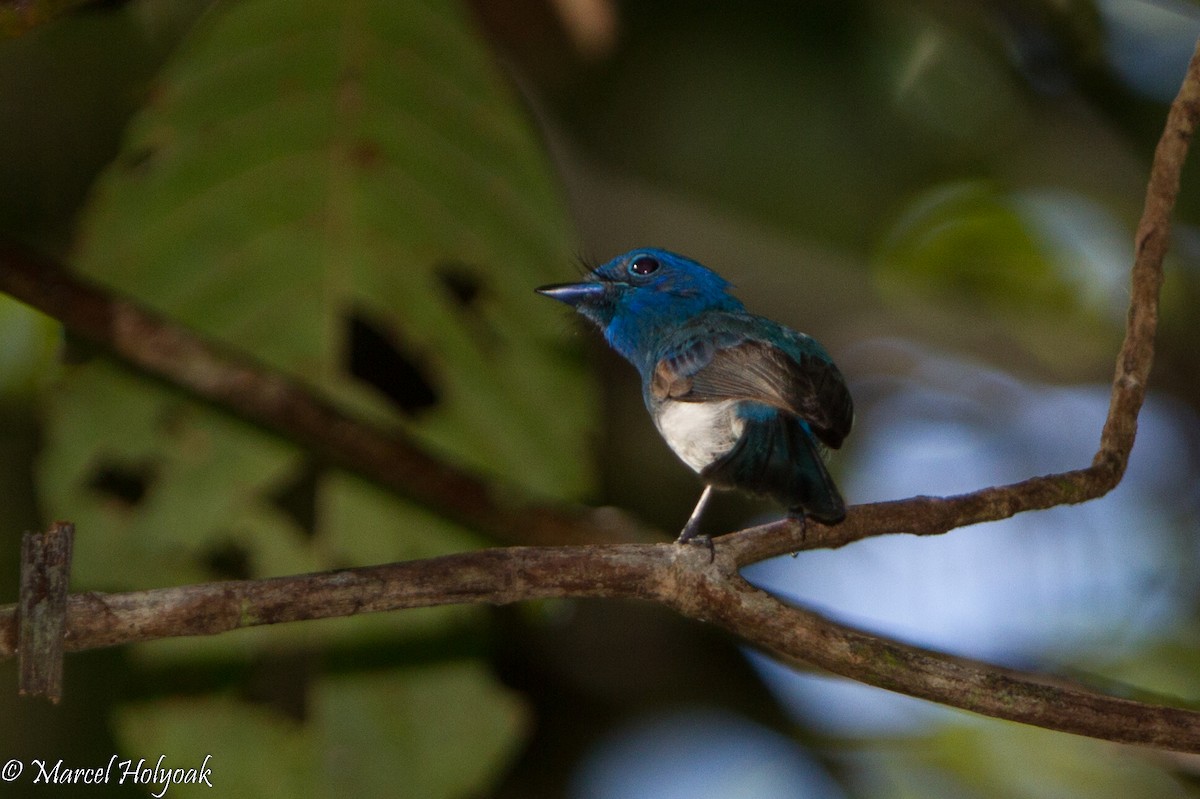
[{"left": 536, "top": 248, "right": 852, "bottom": 543}]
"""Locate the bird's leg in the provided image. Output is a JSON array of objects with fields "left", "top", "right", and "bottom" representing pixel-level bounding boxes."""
[
  {"left": 676, "top": 484, "right": 715, "bottom": 544},
  {"left": 786, "top": 508, "right": 808, "bottom": 556}
]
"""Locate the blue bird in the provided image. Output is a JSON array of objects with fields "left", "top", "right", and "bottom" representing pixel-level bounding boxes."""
[{"left": 536, "top": 248, "right": 852, "bottom": 542}]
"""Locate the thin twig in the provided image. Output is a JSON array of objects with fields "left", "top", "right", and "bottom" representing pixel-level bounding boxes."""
[{"left": 724, "top": 36, "right": 1200, "bottom": 566}]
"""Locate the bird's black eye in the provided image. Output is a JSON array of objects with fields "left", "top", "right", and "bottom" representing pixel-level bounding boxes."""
[{"left": 629, "top": 255, "right": 660, "bottom": 276}]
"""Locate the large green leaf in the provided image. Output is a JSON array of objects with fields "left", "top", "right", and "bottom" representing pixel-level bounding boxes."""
[
  {"left": 116, "top": 662, "right": 527, "bottom": 799},
  {"left": 38, "top": 0, "right": 591, "bottom": 795},
  {"left": 43, "top": 0, "right": 592, "bottom": 585}
]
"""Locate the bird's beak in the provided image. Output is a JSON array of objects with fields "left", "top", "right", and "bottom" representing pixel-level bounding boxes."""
[{"left": 534, "top": 281, "right": 607, "bottom": 307}]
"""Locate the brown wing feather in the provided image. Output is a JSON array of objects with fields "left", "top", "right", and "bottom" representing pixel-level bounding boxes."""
[{"left": 663, "top": 340, "right": 852, "bottom": 449}]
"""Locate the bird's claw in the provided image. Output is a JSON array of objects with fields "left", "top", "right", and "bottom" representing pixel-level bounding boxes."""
[
  {"left": 787, "top": 511, "right": 808, "bottom": 557},
  {"left": 676, "top": 525, "right": 715, "bottom": 562}
]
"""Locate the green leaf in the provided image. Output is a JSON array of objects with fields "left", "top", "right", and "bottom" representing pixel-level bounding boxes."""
[
  {"left": 877, "top": 181, "right": 1068, "bottom": 313},
  {"left": 39, "top": 0, "right": 592, "bottom": 792},
  {"left": 856, "top": 715, "right": 1193, "bottom": 799},
  {"left": 116, "top": 662, "right": 527, "bottom": 799},
  {"left": 43, "top": 0, "right": 593, "bottom": 588},
  {"left": 916, "top": 721, "right": 1193, "bottom": 799},
  {"left": 874, "top": 180, "right": 1122, "bottom": 370},
  {"left": 0, "top": 295, "right": 59, "bottom": 399}
]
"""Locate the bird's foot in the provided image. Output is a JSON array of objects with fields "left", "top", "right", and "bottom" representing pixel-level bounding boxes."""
[
  {"left": 676, "top": 517, "right": 702, "bottom": 543},
  {"left": 675, "top": 523, "right": 715, "bottom": 562},
  {"left": 787, "top": 511, "right": 808, "bottom": 557}
]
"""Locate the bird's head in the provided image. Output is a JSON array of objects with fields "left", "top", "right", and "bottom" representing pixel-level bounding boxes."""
[{"left": 536, "top": 248, "right": 744, "bottom": 366}]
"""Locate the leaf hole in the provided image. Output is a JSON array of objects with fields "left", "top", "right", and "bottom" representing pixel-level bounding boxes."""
[
  {"left": 241, "top": 652, "right": 312, "bottom": 722},
  {"left": 268, "top": 462, "right": 321, "bottom": 541},
  {"left": 202, "top": 539, "right": 254, "bottom": 580},
  {"left": 435, "top": 260, "right": 485, "bottom": 310},
  {"left": 87, "top": 460, "right": 155, "bottom": 507},
  {"left": 434, "top": 260, "right": 500, "bottom": 351},
  {"left": 345, "top": 312, "right": 439, "bottom": 416}
]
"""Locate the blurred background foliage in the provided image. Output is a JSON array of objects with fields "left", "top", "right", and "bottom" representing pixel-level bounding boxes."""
[{"left": 0, "top": 0, "right": 1199, "bottom": 797}]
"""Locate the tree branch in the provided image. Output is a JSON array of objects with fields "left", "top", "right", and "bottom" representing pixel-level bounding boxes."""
[
  {"left": 0, "top": 543, "right": 1197, "bottom": 751},
  {"left": 0, "top": 25, "right": 1195, "bottom": 759}
]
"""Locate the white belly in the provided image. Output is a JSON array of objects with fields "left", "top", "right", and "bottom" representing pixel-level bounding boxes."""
[{"left": 654, "top": 399, "right": 744, "bottom": 473}]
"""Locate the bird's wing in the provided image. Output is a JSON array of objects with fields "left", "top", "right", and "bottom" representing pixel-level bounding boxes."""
[{"left": 651, "top": 337, "right": 853, "bottom": 449}]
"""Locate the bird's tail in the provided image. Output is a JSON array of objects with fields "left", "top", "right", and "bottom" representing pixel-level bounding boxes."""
[{"left": 702, "top": 409, "right": 846, "bottom": 524}]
